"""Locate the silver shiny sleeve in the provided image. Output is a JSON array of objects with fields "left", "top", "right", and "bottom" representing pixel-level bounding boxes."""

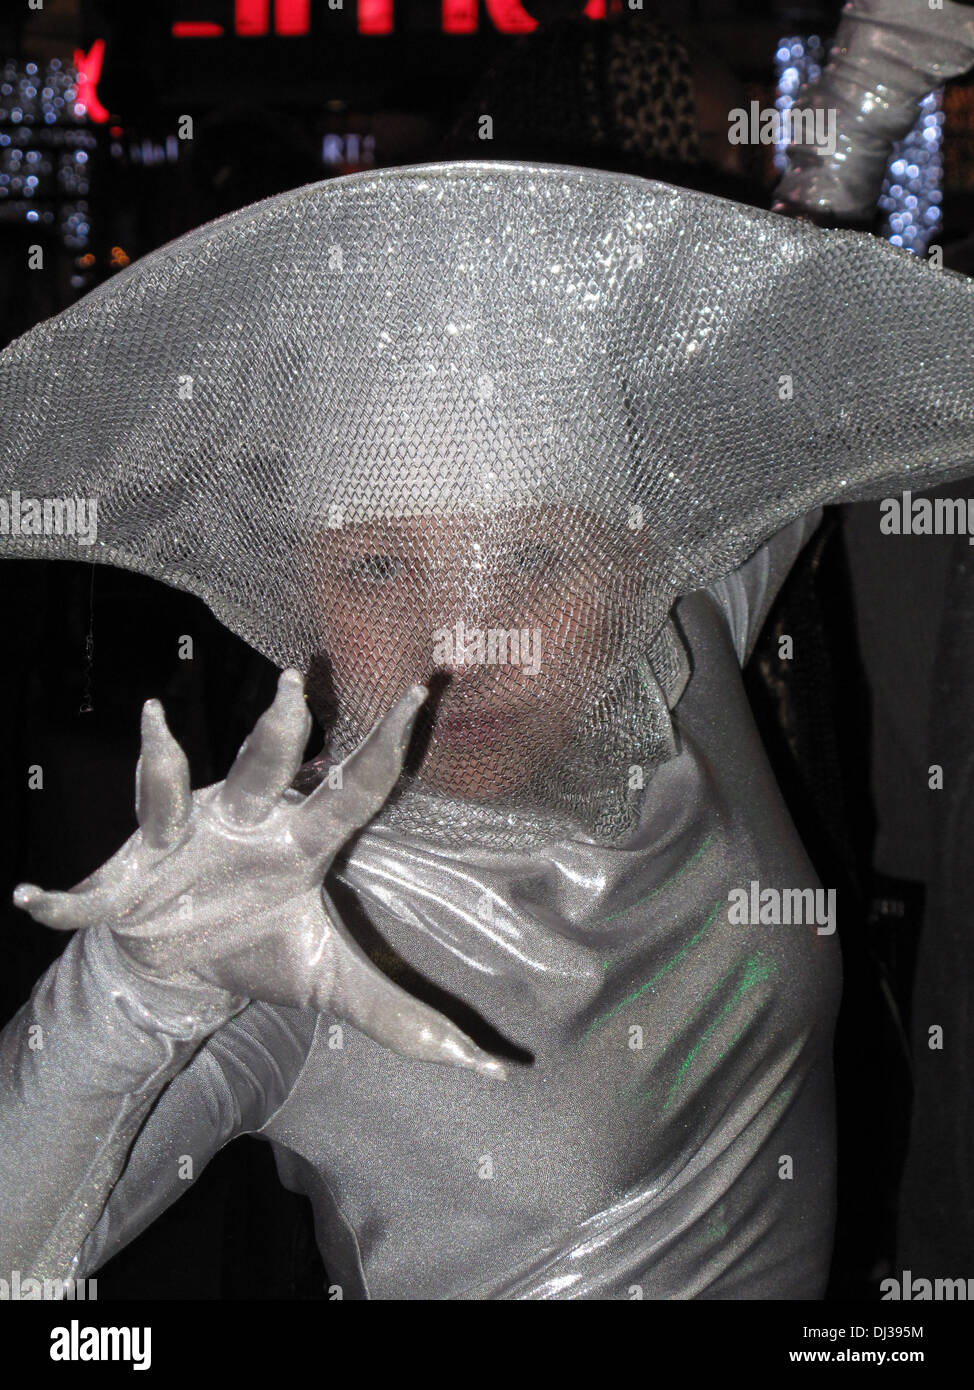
[
  {"left": 0, "top": 924, "right": 244, "bottom": 1284},
  {"left": 706, "top": 509, "right": 824, "bottom": 666},
  {"left": 774, "top": 0, "right": 974, "bottom": 223},
  {"left": 72, "top": 1001, "right": 318, "bottom": 1281}
]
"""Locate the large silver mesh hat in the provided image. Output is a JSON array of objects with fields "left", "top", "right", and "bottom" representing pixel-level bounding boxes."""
[{"left": 2, "top": 160, "right": 974, "bottom": 846}]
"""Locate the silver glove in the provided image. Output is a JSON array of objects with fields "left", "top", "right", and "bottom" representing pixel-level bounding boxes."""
[
  {"left": 774, "top": 0, "right": 974, "bottom": 222},
  {"left": 14, "top": 670, "right": 506, "bottom": 1079}
]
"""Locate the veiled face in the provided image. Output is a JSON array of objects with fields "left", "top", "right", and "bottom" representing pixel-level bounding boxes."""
[{"left": 306, "top": 507, "right": 644, "bottom": 800}]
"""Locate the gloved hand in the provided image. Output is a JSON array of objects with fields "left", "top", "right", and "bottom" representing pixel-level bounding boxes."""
[
  {"left": 13, "top": 671, "right": 506, "bottom": 1079},
  {"left": 773, "top": 0, "right": 974, "bottom": 224}
]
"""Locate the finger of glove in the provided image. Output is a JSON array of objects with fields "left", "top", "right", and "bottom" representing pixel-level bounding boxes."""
[
  {"left": 218, "top": 669, "right": 312, "bottom": 825},
  {"left": 14, "top": 843, "right": 134, "bottom": 924},
  {"left": 136, "top": 699, "right": 192, "bottom": 849},
  {"left": 12, "top": 884, "right": 101, "bottom": 931},
  {"left": 294, "top": 685, "right": 427, "bottom": 865},
  {"left": 326, "top": 902, "right": 506, "bottom": 1079}
]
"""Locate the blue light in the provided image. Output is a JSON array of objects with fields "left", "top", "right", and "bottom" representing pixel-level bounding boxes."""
[
  {"left": 775, "top": 35, "right": 943, "bottom": 256},
  {"left": 773, "top": 33, "right": 829, "bottom": 173},
  {"left": 879, "top": 88, "right": 943, "bottom": 254}
]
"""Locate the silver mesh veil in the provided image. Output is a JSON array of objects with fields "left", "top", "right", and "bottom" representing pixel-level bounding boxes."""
[{"left": 2, "top": 160, "right": 974, "bottom": 845}]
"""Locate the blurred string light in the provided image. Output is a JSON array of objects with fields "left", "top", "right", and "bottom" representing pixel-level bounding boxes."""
[
  {"left": 0, "top": 57, "right": 95, "bottom": 288},
  {"left": 775, "top": 36, "right": 943, "bottom": 256},
  {"left": 0, "top": 51, "right": 150, "bottom": 296},
  {"left": 322, "top": 132, "right": 376, "bottom": 170},
  {"left": 773, "top": 34, "right": 826, "bottom": 175},
  {"left": 0, "top": 56, "right": 85, "bottom": 129},
  {"left": 878, "top": 91, "right": 943, "bottom": 255}
]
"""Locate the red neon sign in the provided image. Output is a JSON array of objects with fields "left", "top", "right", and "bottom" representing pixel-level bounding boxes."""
[
  {"left": 172, "top": 1, "right": 613, "bottom": 38},
  {"left": 442, "top": 0, "right": 477, "bottom": 33},
  {"left": 172, "top": 21, "right": 225, "bottom": 35},
  {"left": 236, "top": 0, "right": 270, "bottom": 34},
  {"left": 484, "top": 1, "right": 535, "bottom": 34},
  {"left": 358, "top": 0, "right": 392, "bottom": 34},
  {"left": 72, "top": 39, "right": 110, "bottom": 122},
  {"left": 275, "top": 0, "right": 311, "bottom": 33}
]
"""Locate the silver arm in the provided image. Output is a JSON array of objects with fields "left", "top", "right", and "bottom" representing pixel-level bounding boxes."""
[
  {"left": 71, "top": 1002, "right": 318, "bottom": 1280},
  {"left": 1, "top": 672, "right": 504, "bottom": 1282},
  {"left": 774, "top": 0, "right": 974, "bottom": 223}
]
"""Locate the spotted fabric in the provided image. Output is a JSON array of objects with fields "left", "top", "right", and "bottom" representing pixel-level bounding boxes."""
[
  {"left": 443, "top": 17, "right": 700, "bottom": 168},
  {"left": 607, "top": 25, "right": 700, "bottom": 165}
]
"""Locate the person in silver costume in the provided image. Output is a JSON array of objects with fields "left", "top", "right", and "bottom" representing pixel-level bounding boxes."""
[{"left": 2, "top": 0, "right": 974, "bottom": 1300}]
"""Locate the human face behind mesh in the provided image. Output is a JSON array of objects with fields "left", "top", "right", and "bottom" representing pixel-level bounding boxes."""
[{"left": 306, "top": 506, "right": 644, "bottom": 801}]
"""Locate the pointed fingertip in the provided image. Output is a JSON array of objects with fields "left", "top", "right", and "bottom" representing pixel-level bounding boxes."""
[
  {"left": 274, "top": 670, "right": 310, "bottom": 725},
  {"left": 475, "top": 1056, "right": 508, "bottom": 1081},
  {"left": 141, "top": 698, "right": 166, "bottom": 735},
  {"left": 13, "top": 882, "right": 40, "bottom": 908},
  {"left": 278, "top": 668, "right": 306, "bottom": 694},
  {"left": 446, "top": 1036, "right": 508, "bottom": 1080},
  {"left": 397, "top": 685, "right": 428, "bottom": 723}
]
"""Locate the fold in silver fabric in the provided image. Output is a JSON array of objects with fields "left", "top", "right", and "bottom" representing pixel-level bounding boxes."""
[
  {"left": 3, "top": 161, "right": 974, "bottom": 843},
  {"left": 2, "top": 159, "right": 973, "bottom": 1296}
]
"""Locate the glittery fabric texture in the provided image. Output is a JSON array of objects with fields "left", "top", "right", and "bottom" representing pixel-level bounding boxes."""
[{"left": 2, "top": 160, "right": 974, "bottom": 846}]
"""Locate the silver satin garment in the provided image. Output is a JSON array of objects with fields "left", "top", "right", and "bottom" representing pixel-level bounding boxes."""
[
  {"left": 4, "top": 157, "right": 974, "bottom": 1298},
  {"left": 44, "top": 517, "right": 839, "bottom": 1301}
]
